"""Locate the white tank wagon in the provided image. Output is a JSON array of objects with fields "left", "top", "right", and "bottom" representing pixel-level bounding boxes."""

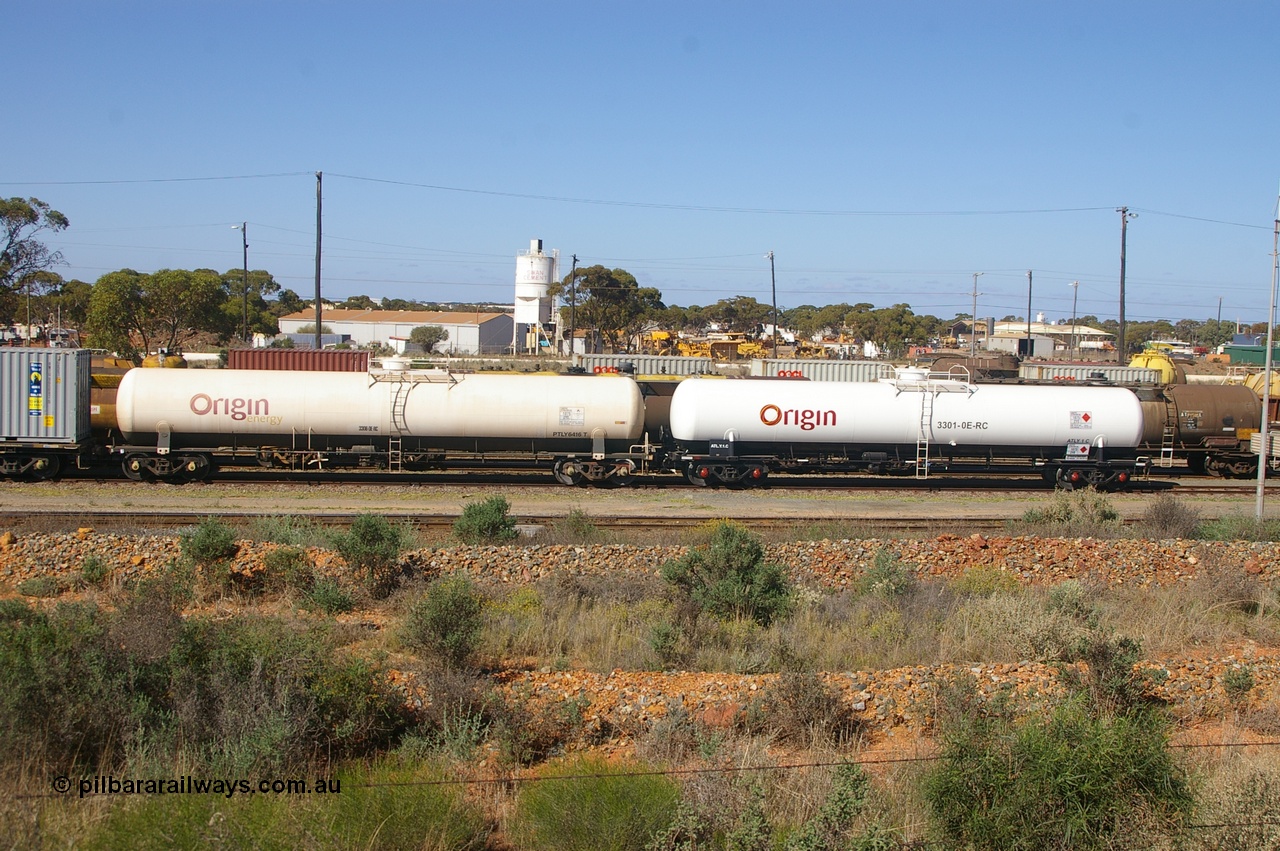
[
  {"left": 115, "top": 369, "right": 647, "bottom": 483},
  {"left": 666, "top": 370, "right": 1148, "bottom": 489}
]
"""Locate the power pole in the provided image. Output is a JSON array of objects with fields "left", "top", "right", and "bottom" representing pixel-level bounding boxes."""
[
  {"left": 235, "top": 222, "right": 249, "bottom": 342},
  {"left": 1025, "top": 269, "right": 1033, "bottom": 356},
  {"left": 969, "top": 272, "right": 984, "bottom": 358},
  {"left": 1069, "top": 281, "right": 1080, "bottom": 359},
  {"left": 566, "top": 254, "right": 578, "bottom": 357},
  {"left": 1117, "top": 207, "right": 1136, "bottom": 362},
  {"left": 1256, "top": 192, "right": 1280, "bottom": 520},
  {"left": 767, "top": 251, "right": 778, "bottom": 359},
  {"left": 314, "top": 171, "right": 323, "bottom": 350}
]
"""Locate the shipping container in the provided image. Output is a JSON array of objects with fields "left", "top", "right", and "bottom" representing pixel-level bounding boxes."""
[
  {"left": 0, "top": 348, "right": 92, "bottom": 443},
  {"left": 577, "top": 355, "right": 723, "bottom": 376},
  {"left": 227, "top": 349, "right": 371, "bottom": 372},
  {"left": 750, "top": 359, "right": 894, "bottom": 382},
  {"left": 1017, "top": 364, "right": 1162, "bottom": 385}
]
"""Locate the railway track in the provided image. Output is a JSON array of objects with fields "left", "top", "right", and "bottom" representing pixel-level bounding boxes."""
[{"left": 0, "top": 509, "right": 1055, "bottom": 537}]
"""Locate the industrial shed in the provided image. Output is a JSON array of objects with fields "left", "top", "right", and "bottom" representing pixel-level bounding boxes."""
[{"left": 276, "top": 309, "right": 514, "bottom": 355}]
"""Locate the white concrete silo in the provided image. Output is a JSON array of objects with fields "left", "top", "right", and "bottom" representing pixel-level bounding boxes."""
[{"left": 513, "top": 239, "right": 558, "bottom": 353}]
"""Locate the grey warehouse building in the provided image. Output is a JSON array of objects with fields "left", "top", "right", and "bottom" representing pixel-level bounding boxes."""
[{"left": 276, "top": 310, "right": 515, "bottom": 355}]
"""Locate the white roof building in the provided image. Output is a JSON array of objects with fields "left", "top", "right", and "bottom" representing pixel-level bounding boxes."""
[
  {"left": 277, "top": 309, "right": 514, "bottom": 355},
  {"left": 991, "top": 320, "right": 1114, "bottom": 352}
]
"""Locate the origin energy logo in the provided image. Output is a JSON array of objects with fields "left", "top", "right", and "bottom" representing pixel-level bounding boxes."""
[
  {"left": 189, "top": 393, "right": 280, "bottom": 425},
  {"left": 759, "top": 404, "right": 837, "bottom": 431}
]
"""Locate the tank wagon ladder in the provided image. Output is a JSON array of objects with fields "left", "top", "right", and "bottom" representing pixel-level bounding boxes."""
[
  {"left": 369, "top": 369, "right": 458, "bottom": 472},
  {"left": 916, "top": 391, "right": 934, "bottom": 478},
  {"left": 1158, "top": 396, "right": 1178, "bottom": 468},
  {"left": 886, "top": 367, "right": 976, "bottom": 480}
]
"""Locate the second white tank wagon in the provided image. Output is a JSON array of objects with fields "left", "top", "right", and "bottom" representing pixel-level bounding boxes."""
[{"left": 668, "top": 373, "right": 1145, "bottom": 454}]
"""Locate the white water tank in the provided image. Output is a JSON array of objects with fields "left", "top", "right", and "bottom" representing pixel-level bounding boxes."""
[{"left": 515, "top": 239, "right": 555, "bottom": 325}]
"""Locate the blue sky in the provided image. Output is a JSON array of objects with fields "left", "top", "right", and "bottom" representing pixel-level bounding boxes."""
[{"left": 6, "top": 1, "right": 1278, "bottom": 327}]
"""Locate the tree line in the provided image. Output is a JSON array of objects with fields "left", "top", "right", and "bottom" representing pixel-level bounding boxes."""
[{"left": 0, "top": 197, "right": 1260, "bottom": 357}]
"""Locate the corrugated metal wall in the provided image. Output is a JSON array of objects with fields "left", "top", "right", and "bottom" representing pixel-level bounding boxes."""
[
  {"left": 750, "top": 359, "right": 895, "bottom": 382},
  {"left": 227, "top": 349, "right": 371, "bottom": 371},
  {"left": 0, "top": 348, "right": 92, "bottom": 442},
  {"left": 577, "top": 355, "right": 724, "bottom": 375},
  {"left": 1017, "top": 364, "right": 1162, "bottom": 384}
]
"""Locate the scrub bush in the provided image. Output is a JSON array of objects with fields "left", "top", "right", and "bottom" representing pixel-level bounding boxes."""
[
  {"left": 453, "top": 496, "right": 519, "bottom": 544},
  {"left": 401, "top": 576, "right": 485, "bottom": 669},
  {"left": 331, "top": 513, "right": 412, "bottom": 598},
  {"left": 660, "top": 521, "right": 792, "bottom": 627},
  {"left": 924, "top": 681, "right": 1191, "bottom": 850},
  {"left": 509, "top": 757, "right": 680, "bottom": 851}
]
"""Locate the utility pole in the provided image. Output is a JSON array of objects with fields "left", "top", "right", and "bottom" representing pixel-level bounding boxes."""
[
  {"left": 1025, "top": 269, "right": 1033, "bottom": 357},
  {"left": 314, "top": 172, "right": 323, "bottom": 350},
  {"left": 969, "top": 272, "right": 984, "bottom": 358},
  {"left": 767, "top": 251, "right": 778, "bottom": 359},
  {"left": 1256, "top": 192, "right": 1280, "bottom": 520},
  {"left": 566, "top": 254, "right": 578, "bottom": 357},
  {"left": 1117, "top": 207, "right": 1136, "bottom": 363},
  {"left": 232, "top": 222, "right": 249, "bottom": 343},
  {"left": 1069, "top": 281, "right": 1080, "bottom": 360}
]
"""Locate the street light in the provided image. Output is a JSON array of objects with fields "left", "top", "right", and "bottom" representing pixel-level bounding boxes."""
[{"left": 231, "top": 223, "right": 249, "bottom": 342}]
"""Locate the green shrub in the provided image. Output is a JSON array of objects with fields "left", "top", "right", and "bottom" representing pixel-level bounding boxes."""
[
  {"left": 660, "top": 521, "right": 792, "bottom": 627},
  {"left": 1009, "top": 489, "right": 1123, "bottom": 538},
  {"left": 331, "top": 513, "right": 411, "bottom": 598},
  {"left": 510, "top": 757, "right": 680, "bottom": 851},
  {"left": 16, "top": 576, "right": 60, "bottom": 597},
  {"left": 179, "top": 517, "right": 239, "bottom": 566},
  {"left": 855, "top": 548, "right": 918, "bottom": 598},
  {"left": 261, "top": 545, "right": 314, "bottom": 593},
  {"left": 302, "top": 578, "right": 355, "bottom": 615},
  {"left": 1223, "top": 664, "right": 1256, "bottom": 706},
  {"left": 80, "top": 555, "right": 110, "bottom": 587},
  {"left": 453, "top": 496, "right": 519, "bottom": 544},
  {"left": 786, "top": 762, "right": 895, "bottom": 851},
  {"left": 400, "top": 576, "right": 485, "bottom": 669},
  {"left": 924, "top": 686, "right": 1191, "bottom": 850}
]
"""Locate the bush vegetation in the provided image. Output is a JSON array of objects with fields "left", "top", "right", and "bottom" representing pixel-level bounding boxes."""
[
  {"left": 660, "top": 521, "right": 792, "bottom": 627},
  {"left": 9, "top": 503, "right": 1280, "bottom": 848},
  {"left": 453, "top": 495, "right": 520, "bottom": 544},
  {"left": 330, "top": 512, "right": 413, "bottom": 598},
  {"left": 400, "top": 576, "right": 485, "bottom": 669}
]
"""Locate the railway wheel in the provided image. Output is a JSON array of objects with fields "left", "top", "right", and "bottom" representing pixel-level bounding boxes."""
[
  {"left": 122, "top": 454, "right": 156, "bottom": 482},
  {"left": 1055, "top": 467, "right": 1085, "bottom": 491},
  {"left": 27, "top": 455, "right": 61, "bottom": 482},
  {"left": 553, "top": 459, "right": 586, "bottom": 487},
  {"left": 169, "top": 454, "right": 213, "bottom": 483},
  {"left": 685, "top": 463, "right": 713, "bottom": 487}
]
